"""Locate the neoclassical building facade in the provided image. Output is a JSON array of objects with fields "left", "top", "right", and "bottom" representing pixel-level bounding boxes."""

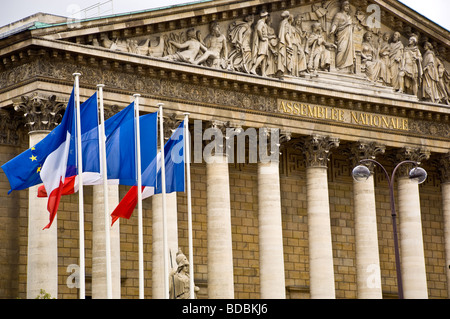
[{"left": 0, "top": 0, "right": 449, "bottom": 299}]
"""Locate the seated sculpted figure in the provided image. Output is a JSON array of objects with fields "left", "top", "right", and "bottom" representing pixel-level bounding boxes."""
[
  {"left": 361, "top": 31, "right": 385, "bottom": 83},
  {"left": 164, "top": 28, "right": 207, "bottom": 64},
  {"left": 194, "top": 21, "right": 229, "bottom": 69},
  {"left": 305, "top": 22, "right": 336, "bottom": 76}
]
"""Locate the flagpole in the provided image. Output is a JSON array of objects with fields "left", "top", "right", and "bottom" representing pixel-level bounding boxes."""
[
  {"left": 134, "top": 94, "right": 145, "bottom": 299},
  {"left": 183, "top": 113, "right": 194, "bottom": 299},
  {"left": 158, "top": 103, "right": 169, "bottom": 299},
  {"left": 98, "top": 84, "right": 113, "bottom": 299},
  {"left": 73, "top": 72, "right": 86, "bottom": 299}
]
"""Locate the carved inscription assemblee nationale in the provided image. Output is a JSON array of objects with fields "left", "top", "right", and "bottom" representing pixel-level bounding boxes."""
[{"left": 279, "top": 99, "right": 409, "bottom": 131}]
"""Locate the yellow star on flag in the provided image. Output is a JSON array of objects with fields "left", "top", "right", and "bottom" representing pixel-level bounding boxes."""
[
  {"left": 30, "top": 155, "right": 37, "bottom": 161},
  {"left": 36, "top": 166, "right": 41, "bottom": 173}
]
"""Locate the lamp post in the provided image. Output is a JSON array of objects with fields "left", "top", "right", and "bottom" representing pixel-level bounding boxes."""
[{"left": 352, "top": 159, "right": 427, "bottom": 299}]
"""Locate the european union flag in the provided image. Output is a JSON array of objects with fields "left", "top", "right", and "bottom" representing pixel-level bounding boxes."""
[{"left": 1, "top": 90, "right": 76, "bottom": 194}]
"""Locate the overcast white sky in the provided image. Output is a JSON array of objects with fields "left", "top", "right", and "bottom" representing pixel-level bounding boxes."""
[{"left": 0, "top": 0, "right": 449, "bottom": 31}]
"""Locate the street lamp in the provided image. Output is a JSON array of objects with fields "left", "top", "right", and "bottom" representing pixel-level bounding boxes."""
[{"left": 351, "top": 159, "right": 427, "bottom": 299}]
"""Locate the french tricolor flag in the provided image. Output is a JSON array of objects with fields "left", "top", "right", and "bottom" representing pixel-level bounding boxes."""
[
  {"left": 37, "top": 92, "right": 101, "bottom": 199},
  {"left": 110, "top": 121, "right": 185, "bottom": 225},
  {"left": 41, "top": 91, "right": 100, "bottom": 229},
  {"left": 1, "top": 88, "right": 100, "bottom": 229}
]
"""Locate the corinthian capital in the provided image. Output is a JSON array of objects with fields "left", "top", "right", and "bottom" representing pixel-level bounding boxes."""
[
  {"left": 395, "top": 147, "right": 430, "bottom": 177},
  {"left": 297, "top": 134, "right": 339, "bottom": 168},
  {"left": 350, "top": 141, "right": 386, "bottom": 172},
  {"left": 13, "top": 93, "right": 65, "bottom": 132}
]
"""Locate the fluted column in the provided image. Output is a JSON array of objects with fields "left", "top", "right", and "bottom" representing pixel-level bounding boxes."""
[
  {"left": 206, "top": 153, "right": 234, "bottom": 298},
  {"left": 351, "top": 141, "right": 385, "bottom": 299},
  {"left": 14, "top": 93, "right": 64, "bottom": 299},
  {"left": 396, "top": 147, "right": 430, "bottom": 299},
  {"left": 152, "top": 113, "right": 181, "bottom": 298},
  {"left": 439, "top": 153, "right": 450, "bottom": 298},
  {"left": 152, "top": 192, "right": 178, "bottom": 298},
  {"left": 92, "top": 184, "right": 121, "bottom": 298},
  {"left": 300, "top": 134, "right": 339, "bottom": 299},
  {"left": 258, "top": 160, "right": 286, "bottom": 298},
  {"left": 204, "top": 121, "right": 234, "bottom": 298},
  {"left": 257, "top": 129, "right": 290, "bottom": 299}
]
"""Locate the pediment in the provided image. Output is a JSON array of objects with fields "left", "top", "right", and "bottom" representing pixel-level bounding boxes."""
[{"left": 3, "top": 0, "right": 450, "bottom": 105}]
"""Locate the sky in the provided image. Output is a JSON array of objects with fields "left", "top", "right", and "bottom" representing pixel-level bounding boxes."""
[{"left": 0, "top": 0, "right": 449, "bottom": 31}]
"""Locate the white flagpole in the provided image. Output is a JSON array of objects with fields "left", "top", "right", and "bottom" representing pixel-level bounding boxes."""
[
  {"left": 183, "top": 113, "right": 194, "bottom": 299},
  {"left": 97, "top": 84, "right": 113, "bottom": 299},
  {"left": 158, "top": 103, "right": 169, "bottom": 299},
  {"left": 73, "top": 72, "right": 86, "bottom": 299},
  {"left": 134, "top": 94, "right": 144, "bottom": 299}
]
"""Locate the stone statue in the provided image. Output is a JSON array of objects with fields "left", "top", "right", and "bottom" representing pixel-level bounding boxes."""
[
  {"left": 377, "top": 32, "right": 392, "bottom": 86},
  {"left": 399, "top": 34, "right": 422, "bottom": 96},
  {"left": 169, "top": 249, "right": 199, "bottom": 299},
  {"left": 330, "top": 0, "right": 355, "bottom": 73},
  {"left": 265, "top": 14, "right": 279, "bottom": 77},
  {"left": 305, "top": 22, "right": 336, "bottom": 76},
  {"left": 291, "top": 15, "right": 308, "bottom": 77},
  {"left": 421, "top": 42, "right": 444, "bottom": 103},
  {"left": 276, "top": 11, "right": 294, "bottom": 78},
  {"left": 228, "top": 15, "right": 255, "bottom": 73},
  {"left": 389, "top": 31, "right": 404, "bottom": 92},
  {"left": 194, "top": 21, "right": 229, "bottom": 69},
  {"left": 250, "top": 11, "right": 270, "bottom": 76},
  {"left": 164, "top": 28, "right": 207, "bottom": 64},
  {"left": 436, "top": 47, "right": 450, "bottom": 105},
  {"left": 361, "top": 31, "right": 384, "bottom": 82}
]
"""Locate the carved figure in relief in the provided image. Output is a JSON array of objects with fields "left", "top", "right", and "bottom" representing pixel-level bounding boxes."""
[
  {"left": 421, "top": 42, "right": 445, "bottom": 104},
  {"left": 361, "top": 31, "right": 384, "bottom": 83},
  {"left": 169, "top": 249, "right": 199, "bottom": 299},
  {"left": 399, "top": 35, "right": 422, "bottom": 96},
  {"left": 194, "top": 21, "right": 229, "bottom": 68},
  {"left": 250, "top": 11, "right": 270, "bottom": 76},
  {"left": 264, "top": 14, "right": 279, "bottom": 77},
  {"left": 389, "top": 31, "right": 404, "bottom": 91},
  {"left": 305, "top": 22, "right": 336, "bottom": 76},
  {"left": 276, "top": 11, "right": 294, "bottom": 77},
  {"left": 436, "top": 47, "right": 450, "bottom": 105},
  {"left": 291, "top": 15, "right": 308, "bottom": 77},
  {"left": 228, "top": 15, "right": 254, "bottom": 73},
  {"left": 330, "top": 0, "right": 355, "bottom": 73},
  {"left": 377, "top": 32, "right": 392, "bottom": 85},
  {"left": 163, "top": 28, "right": 207, "bottom": 64}
]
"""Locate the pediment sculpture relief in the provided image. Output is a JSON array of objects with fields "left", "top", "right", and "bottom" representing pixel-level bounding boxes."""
[{"left": 91, "top": 0, "right": 450, "bottom": 105}]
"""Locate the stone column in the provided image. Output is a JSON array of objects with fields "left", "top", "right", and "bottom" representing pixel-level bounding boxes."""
[
  {"left": 204, "top": 121, "right": 234, "bottom": 298},
  {"left": 257, "top": 129, "right": 290, "bottom": 299},
  {"left": 152, "top": 114, "right": 181, "bottom": 298},
  {"left": 351, "top": 141, "right": 385, "bottom": 299},
  {"left": 14, "top": 93, "right": 64, "bottom": 299},
  {"left": 91, "top": 184, "right": 121, "bottom": 299},
  {"left": 439, "top": 153, "right": 450, "bottom": 298},
  {"left": 396, "top": 147, "right": 430, "bottom": 299},
  {"left": 300, "top": 134, "right": 339, "bottom": 299},
  {"left": 152, "top": 192, "right": 178, "bottom": 298}
]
